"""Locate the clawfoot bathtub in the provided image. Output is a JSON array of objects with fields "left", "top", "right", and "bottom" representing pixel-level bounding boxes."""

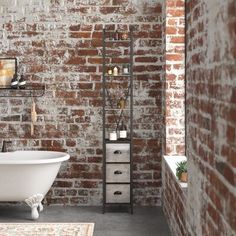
[{"left": 0, "top": 151, "right": 69, "bottom": 220}]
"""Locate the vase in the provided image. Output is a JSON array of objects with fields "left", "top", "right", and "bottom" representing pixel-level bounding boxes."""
[
  {"left": 118, "top": 98, "right": 125, "bottom": 109},
  {"left": 180, "top": 172, "right": 188, "bottom": 182}
]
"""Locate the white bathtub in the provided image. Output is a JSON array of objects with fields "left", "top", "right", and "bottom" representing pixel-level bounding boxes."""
[{"left": 0, "top": 151, "right": 70, "bottom": 219}]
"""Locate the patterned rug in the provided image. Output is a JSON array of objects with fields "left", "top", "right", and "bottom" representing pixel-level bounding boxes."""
[{"left": 0, "top": 223, "right": 94, "bottom": 236}]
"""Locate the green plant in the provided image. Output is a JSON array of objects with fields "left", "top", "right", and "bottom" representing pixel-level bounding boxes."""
[{"left": 176, "top": 161, "right": 187, "bottom": 180}]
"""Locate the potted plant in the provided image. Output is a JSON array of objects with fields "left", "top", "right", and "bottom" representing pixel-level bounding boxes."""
[{"left": 176, "top": 160, "right": 188, "bottom": 182}]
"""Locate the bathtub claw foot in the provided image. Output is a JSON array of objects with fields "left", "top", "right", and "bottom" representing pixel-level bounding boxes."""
[
  {"left": 31, "top": 205, "right": 39, "bottom": 220},
  {"left": 38, "top": 202, "right": 43, "bottom": 212},
  {"left": 25, "top": 194, "right": 43, "bottom": 220}
]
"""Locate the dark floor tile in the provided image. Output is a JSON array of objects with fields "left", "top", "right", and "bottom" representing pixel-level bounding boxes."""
[{"left": 0, "top": 206, "right": 171, "bottom": 236}]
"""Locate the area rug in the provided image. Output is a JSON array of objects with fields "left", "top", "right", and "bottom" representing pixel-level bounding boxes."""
[{"left": 0, "top": 223, "right": 94, "bottom": 236}]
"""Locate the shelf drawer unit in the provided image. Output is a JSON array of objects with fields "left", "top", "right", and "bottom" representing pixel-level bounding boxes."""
[
  {"left": 104, "top": 142, "right": 132, "bottom": 208},
  {"left": 102, "top": 28, "right": 134, "bottom": 214},
  {"left": 106, "top": 163, "right": 130, "bottom": 183},
  {"left": 106, "top": 143, "right": 130, "bottom": 163},
  {"left": 106, "top": 184, "right": 130, "bottom": 203}
]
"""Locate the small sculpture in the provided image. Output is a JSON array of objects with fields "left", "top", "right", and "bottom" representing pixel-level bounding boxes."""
[
  {"left": 10, "top": 74, "right": 18, "bottom": 89},
  {"left": 18, "top": 75, "right": 26, "bottom": 89}
]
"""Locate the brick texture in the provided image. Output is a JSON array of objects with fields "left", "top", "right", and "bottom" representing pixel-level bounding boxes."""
[
  {"left": 0, "top": 0, "right": 164, "bottom": 206},
  {"left": 186, "top": 0, "right": 236, "bottom": 234},
  {"left": 164, "top": 0, "right": 185, "bottom": 155},
  {"left": 163, "top": 0, "right": 236, "bottom": 235},
  {"left": 162, "top": 160, "right": 189, "bottom": 236}
]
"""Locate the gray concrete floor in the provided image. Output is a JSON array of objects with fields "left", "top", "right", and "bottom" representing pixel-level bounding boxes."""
[{"left": 0, "top": 205, "right": 171, "bottom": 236}]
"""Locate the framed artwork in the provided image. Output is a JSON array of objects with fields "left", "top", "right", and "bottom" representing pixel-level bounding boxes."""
[{"left": 0, "top": 58, "right": 17, "bottom": 87}]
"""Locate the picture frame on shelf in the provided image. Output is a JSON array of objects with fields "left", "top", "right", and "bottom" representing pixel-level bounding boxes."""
[{"left": 0, "top": 58, "right": 17, "bottom": 87}]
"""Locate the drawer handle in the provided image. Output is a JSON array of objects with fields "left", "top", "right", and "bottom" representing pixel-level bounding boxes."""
[
  {"left": 114, "top": 150, "right": 122, "bottom": 154},
  {"left": 114, "top": 170, "right": 122, "bottom": 175},
  {"left": 114, "top": 191, "right": 122, "bottom": 195}
]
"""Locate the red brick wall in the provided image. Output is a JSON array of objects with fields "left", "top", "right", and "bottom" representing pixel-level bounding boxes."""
[
  {"left": 0, "top": 0, "right": 164, "bottom": 205},
  {"left": 163, "top": 0, "right": 236, "bottom": 235},
  {"left": 186, "top": 0, "right": 236, "bottom": 235},
  {"left": 164, "top": 0, "right": 185, "bottom": 155},
  {"left": 162, "top": 160, "right": 188, "bottom": 236}
]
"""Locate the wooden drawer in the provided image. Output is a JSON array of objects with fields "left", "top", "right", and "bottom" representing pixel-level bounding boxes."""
[
  {"left": 106, "top": 164, "right": 130, "bottom": 183},
  {"left": 106, "top": 143, "right": 130, "bottom": 162},
  {"left": 106, "top": 184, "right": 130, "bottom": 203}
]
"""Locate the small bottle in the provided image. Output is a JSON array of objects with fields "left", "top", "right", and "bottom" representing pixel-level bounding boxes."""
[
  {"left": 18, "top": 74, "right": 26, "bottom": 89},
  {"left": 119, "top": 121, "right": 127, "bottom": 139},
  {"left": 108, "top": 67, "right": 113, "bottom": 75},
  {"left": 11, "top": 74, "right": 18, "bottom": 89},
  {"left": 121, "top": 32, "right": 128, "bottom": 40},
  {"left": 114, "top": 30, "right": 119, "bottom": 40},
  {"left": 109, "top": 131, "right": 117, "bottom": 141},
  {"left": 113, "top": 66, "right": 118, "bottom": 76},
  {"left": 123, "top": 64, "right": 129, "bottom": 74}
]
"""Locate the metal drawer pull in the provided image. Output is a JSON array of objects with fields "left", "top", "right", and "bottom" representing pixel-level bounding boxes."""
[
  {"left": 114, "top": 191, "right": 122, "bottom": 195},
  {"left": 114, "top": 170, "right": 122, "bottom": 175},
  {"left": 114, "top": 150, "right": 122, "bottom": 154}
]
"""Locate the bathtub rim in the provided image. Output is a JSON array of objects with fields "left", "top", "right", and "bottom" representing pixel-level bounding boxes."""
[{"left": 0, "top": 150, "right": 70, "bottom": 164}]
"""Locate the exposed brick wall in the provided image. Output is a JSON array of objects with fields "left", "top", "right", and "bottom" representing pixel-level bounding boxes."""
[
  {"left": 164, "top": 0, "right": 185, "bottom": 156},
  {"left": 0, "top": 0, "right": 164, "bottom": 206},
  {"left": 162, "top": 159, "right": 188, "bottom": 236},
  {"left": 163, "top": 0, "right": 236, "bottom": 235},
  {"left": 186, "top": 0, "right": 236, "bottom": 235}
]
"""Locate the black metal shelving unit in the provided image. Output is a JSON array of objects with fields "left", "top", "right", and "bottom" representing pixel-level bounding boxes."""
[{"left": 102, "top": 28, "right": 133, "bottom": 214}]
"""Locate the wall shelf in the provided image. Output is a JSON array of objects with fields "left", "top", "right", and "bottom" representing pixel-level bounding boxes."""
[
  {"left": 104, "top": 74, "right": 131, "bottom": 77},
  {"left": 105, "top": 138, "right": 131, "bottom": 143},
  {"left": 0, "top": 85, "right": 45, "bottom": 97},
  {"left": 105, "top": 40, "right": 131, "bottom": 43}
]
